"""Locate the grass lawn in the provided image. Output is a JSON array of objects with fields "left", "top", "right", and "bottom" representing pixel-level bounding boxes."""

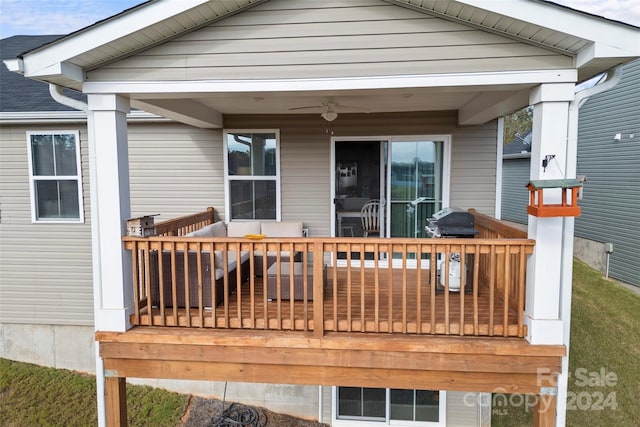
[
  {"left": 1, "top": 259, "right": 637, "bottom": 426},
  {"left": 0, "top": 359, "right": 188, "bottom": 427},
  {"left": 492, "top": 258, "right": 640, "bottom": 426}
]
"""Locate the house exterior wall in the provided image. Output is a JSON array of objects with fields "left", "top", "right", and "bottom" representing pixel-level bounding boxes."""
[
  {"left": 127, "top": 122, "right": 226, "bottom": 221},
  {"left": 575, "top": 58, "right": 640, "bottom": 287},
  {"left": 0, "top": 122, "right": 94, "bottom": 326},
  {"left": 86, "top": 0, "right": 572, "bottom": 82},
  {"left": 501, "top": 157, "right": 530, "bottom": 225},
  {"left": 0, "top": 121, "right": 225, "bottom": 327},
  {"left": 225, "top": 111, "right": 499, "bottom": 234}
]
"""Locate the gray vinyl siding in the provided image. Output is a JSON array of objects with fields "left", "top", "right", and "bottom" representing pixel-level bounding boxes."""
[
  {"left": 86, "top": 0, "right": 572, "bottom": 82},
  {"left": 225, "top": 111, "right": 498, "bottom": 236},
  {"left": 501, "top": 157, "right": 531, "bottom": 225},
  {"left": 575, "top": 58, "right": 640, "bottom": 287},
  {"left": 0, "top": 121, "right": 225, "bottom": 325},
  {"left": 447, "top": 391, "right": 479, "bottom": 426},
  {"left": 127, "top": 123, "right": 226, "bottom": 221},
  {"left": 0, "top": 123, "right": 93, "bottom": 325}
]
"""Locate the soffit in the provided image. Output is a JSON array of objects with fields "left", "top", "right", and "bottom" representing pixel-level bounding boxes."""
[{"left": 387, "top": 0, "right": 589, "bottom": 55}]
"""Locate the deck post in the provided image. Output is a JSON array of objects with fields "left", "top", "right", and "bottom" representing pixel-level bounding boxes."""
[
  {"left": 105, "top": 376, "right": 127, "bottom": 427},
  {"left": 313, "top": 241, "right": 324, "bottom": 337},
  {"left": 532, "top": 389, "right": 557, "bottom": 427},
  {"left": 525, "top": 83, "right": 574, "bottom": 345}
]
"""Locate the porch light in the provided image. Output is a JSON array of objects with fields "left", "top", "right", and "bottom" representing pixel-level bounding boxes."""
[{"left": 526, "top": 179, "right": 582, "bottom": 217}]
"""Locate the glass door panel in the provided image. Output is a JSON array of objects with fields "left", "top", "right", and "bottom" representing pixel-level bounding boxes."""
[
  {"left": 388, "top": 140, "right": 443, "bottom": 239},
  {"left": 334, "top": 140, "right": 382, "bottom": 238}
]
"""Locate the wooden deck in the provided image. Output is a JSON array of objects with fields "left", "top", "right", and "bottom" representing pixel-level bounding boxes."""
[
  {"left": 105, "top": 209, "right": 564, "bottom": 427},
  {"left": 136, "top": 267, "right": 521, "bottom": 336}
]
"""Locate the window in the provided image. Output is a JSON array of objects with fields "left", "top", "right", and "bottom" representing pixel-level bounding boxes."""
[
  {"left": 224, "top": 130, "right": 280, "bottom": 220},
  {"left": 334, "top": 387, "right": 445, "bottom": 426},
  {"left": 27, "top": 131, "right": 83, "bottom": 222}
]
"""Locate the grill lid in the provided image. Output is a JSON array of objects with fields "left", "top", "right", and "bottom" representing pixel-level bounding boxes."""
[
  {"left": 437, "top": 225, "right": 478, "bottom": 236},
  {"left": 429, "top": 208, "right": 474, "bottom": 227},
  {"left": 427, "top": 208, "right": 478, "bottom": 237}
]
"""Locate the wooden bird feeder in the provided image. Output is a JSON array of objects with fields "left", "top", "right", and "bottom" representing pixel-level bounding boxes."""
[{"left": 526, "top": 179, "right": 582, "bottom": 217}]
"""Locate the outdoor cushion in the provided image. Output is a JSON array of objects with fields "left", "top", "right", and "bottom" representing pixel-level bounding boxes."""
[
  {"left": 260, "top": 221, "right": 303, "bottom": 237},
  {"left": 185, "top": 221, "right": 226, "bottom": 237},
  {"left": 227, "top": 221, "right": 261, "bottom": 237}
]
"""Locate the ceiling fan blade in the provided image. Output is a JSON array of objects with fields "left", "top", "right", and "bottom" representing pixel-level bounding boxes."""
[
  {"left": 288, "top": 105, "right": 323, "bottom": 111},
  {"left": 335, "top": 104, "right": 369, "bottom": 112}
]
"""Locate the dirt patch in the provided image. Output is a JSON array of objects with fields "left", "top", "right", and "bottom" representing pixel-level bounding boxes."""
[{"left": 180, "top": 396, "right": 327, "bottom": 427}]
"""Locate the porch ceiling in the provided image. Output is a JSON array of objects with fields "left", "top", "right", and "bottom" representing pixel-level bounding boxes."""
[{"left": 128, "top": 83, "right": 533, "bottom": 126}]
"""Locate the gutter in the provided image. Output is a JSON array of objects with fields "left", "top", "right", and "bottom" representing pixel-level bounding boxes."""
[
  {"left": 49, "top": 84, "right": 88, "bottom": 111},
  {"left": 556, "top": 64, "right": 623, "bottom": 427}
]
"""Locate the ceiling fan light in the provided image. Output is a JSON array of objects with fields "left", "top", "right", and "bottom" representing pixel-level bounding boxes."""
[{"left": 321, "top": 109, "right": 338, "bottom": 122}]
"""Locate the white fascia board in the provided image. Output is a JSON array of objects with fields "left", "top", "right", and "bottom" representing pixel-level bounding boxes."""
[
  {"left": 3, "top": 58, "right": 23, "bottom": 73},
  {"left": 29, "top": 62, "right": 85, "bottom": 82},
  {"left": 457, "top": 0, "right": 640, "bottom": 56},
  {"left": 575, "top": 43, "right": 637, "bottom": 68},
  {"left": 0, "top": 110, "right": 167, "bottom": 124},
  {"left": 84, "top": 69, "right": 578, "bottom": 94},
  {"left": 0, "top": 111, "right": 87, "bottom": 123},
  {"left": 19, "top": 0, "right": 210, "bottom": 78}
]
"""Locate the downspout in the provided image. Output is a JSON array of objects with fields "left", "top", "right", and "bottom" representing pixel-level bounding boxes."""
[
  {"left": 49, "top": 84, "right": 108, "bottom": 427},
  {"left": 556, "top": 66, "right": 623, "bottom": 427},
  {"left": 49, "top": 84, "right": 88, "bottom": 112}
]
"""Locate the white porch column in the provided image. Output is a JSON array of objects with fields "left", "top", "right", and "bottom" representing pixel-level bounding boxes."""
[
  {"left": 87, "top": 94, "right": 133, "bottom": 332},
  {"left": 524, "top": 83, "right": 575, "bottom": 345}
]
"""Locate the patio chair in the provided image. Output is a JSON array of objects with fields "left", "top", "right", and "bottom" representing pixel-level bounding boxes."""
[{"left": 360, "top": 199, "right": 381, "bottom": 237}]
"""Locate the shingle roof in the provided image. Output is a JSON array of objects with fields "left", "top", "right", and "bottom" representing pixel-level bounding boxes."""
[
  {"left": 503, "top": 131, "right": 532, "bottom": 155},
  {"left": 1, "top": 35, "right": 86, "bottom": 112}
]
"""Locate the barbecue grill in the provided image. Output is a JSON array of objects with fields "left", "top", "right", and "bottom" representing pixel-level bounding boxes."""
[
  {"left": 426, "top": 208, "right": 478, "bottom": 292},
  {"left": 425, "top": 207, "right": 478, "bottom": 238}
]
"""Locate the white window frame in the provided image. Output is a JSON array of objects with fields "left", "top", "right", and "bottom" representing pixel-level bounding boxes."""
[
  {"left": 223, "top": 129, "right": 281, "bottom": 221},
  {"left": 332, "top": 387, "right": 447, "bottom": 427},
  {"left": 26, "top": 130, "right": 84, "bottom": 223}
]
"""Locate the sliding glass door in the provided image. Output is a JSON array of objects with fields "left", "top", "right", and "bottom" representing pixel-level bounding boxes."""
[
  {"left": 331, "top": 136, "right": 449, "bottom": 245},
  {"left": 387, "top": 138, "right": 447, "bottom": 239}
]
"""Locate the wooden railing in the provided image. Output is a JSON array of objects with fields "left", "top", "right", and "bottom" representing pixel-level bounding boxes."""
[
  {"left": 469, "top": 209, "right": 529, "bottom": 320},
  {"left": 124, "top": 210, "right": 533, "bottom": 338},
  {"left": 154, "top": 207, "right": 215, "bottom": 236}
]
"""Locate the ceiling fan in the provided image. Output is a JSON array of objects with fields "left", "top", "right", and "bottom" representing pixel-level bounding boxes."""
[{"left": 288, "top": 98, "right": 368, "bottom": 122}]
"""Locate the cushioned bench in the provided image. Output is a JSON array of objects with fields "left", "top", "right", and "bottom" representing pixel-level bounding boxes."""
[
  {"left": 149, "top": 221, "right": 249, "bottom": 308},
  {"left": 149, "top": 220, "right": 304, "bottom": 307}
]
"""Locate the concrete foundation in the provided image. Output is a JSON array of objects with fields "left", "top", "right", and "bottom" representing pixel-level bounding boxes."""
[
  {"left": 0, "top": 324, "right": 95, "bottom": 372},
  {"left": 573, "top": 237, "right": 607, "bottom": 274}
]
